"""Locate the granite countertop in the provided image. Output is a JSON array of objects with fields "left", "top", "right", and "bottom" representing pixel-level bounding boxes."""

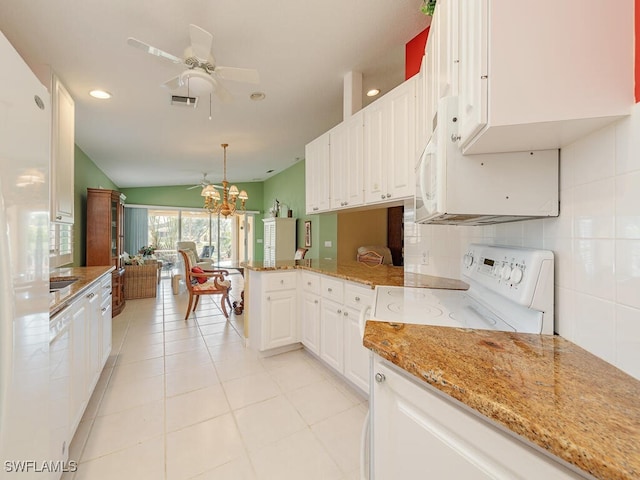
[
  {"left": 50, "top": 266, "right": 115, "bottom": 317},
  {"left": 364, "top": 322, "right": 640, "bottom": 480},
  {"left": 242, "top": 259, "right": 469, "bottom": 290}
]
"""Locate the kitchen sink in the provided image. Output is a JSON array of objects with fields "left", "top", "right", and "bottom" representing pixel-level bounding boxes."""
[{"left": 50, "top": 276, "right": 78, "bottom": 291}]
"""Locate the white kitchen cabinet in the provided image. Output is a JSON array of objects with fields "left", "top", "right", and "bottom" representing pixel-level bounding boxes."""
[
  {"left": 248, "top": 270, "right": 299, "bottom": 353},
  {"left": 100, "top": 276, "right": 113, "bottom": 367},
  {"left": 371, "top": 356, "right": 584, "bottom": 480},
  {"left": 320, "top": 298, "right": 344, "bottom": 373},
  {"left": 263, "top": 218, "right": 297, "bottom": 263},
  {"left": 50, "top": 74, "right": 75, "bottom": 224},
  {"left": 86, "top": 283, "right": 102, "bottom": 399},
  {"left": 342, "top": 284, "right": 374, "bottom": 394},
  {"left": 305, "top": 132, "right": 331, "bottom": 214},
  {"left": 69, "top": 297, "right": 87, "bottom": 435},
  {"left": 300, "top": 272, "right": 321, "bottom": 355},
  {"left": 364, "top": 78, "right": 416, "bottom": 205},
  {"left": 330, "top": 111, "right": 364, "bottom": 210},
  {"left": 457, "top": 0, "right": 633, "bottom": 155},
  {"left": 50, "top": 307, "right": 72, "bottom": 468}
]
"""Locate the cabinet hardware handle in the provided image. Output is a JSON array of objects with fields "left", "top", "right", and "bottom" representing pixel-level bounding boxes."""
[
  {"left": 380, "top": 194, "right": 385, "bottom": 199},
  {"left": 280, "top": 280, "right": 284, "bottom": 284},
  {"left": 337, "top": 309, "right": 342, "bottom": 314},
  {"left": 451, "top": 134, "right": 461, "bottom": 142},
  {"left": 267, "top": 296, "right": 271, "bottom": 301},
  {"left": 87, "top": 292, "right": 95, "bottom": 299},
  {"left": 314, "top": 300, "right": 318, "bottom": 304},
  {"left": 328, "top": 288, "right": 332, "bottom": 292},
  {"left": 56, "top": 215, "right": 62, "bottom": 220},
  {"left": 375, "top": 372, "right": 386, "bottom": 383},
  {"left": 386, "top": 193, "right": 391, "bottom": 198},
  {"left": 307, "top": 282, "right": 311, "bottom": 286},
  {"left": 355, "top": 296, "right": 360, "bottom": 301},
  {"left": 101, "top": 307, "right": 107, "bottom": 312},
  {"left": 343, "top": 311, "right": 348, "bottom": 317}
]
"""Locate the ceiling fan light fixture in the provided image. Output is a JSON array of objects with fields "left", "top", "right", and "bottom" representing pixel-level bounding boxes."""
[
  {"left": 180, "top": 69, "right": 215, "bottom": 94},
  {"left": 203, "top": 144, "right": 247, "bottom": 217}
]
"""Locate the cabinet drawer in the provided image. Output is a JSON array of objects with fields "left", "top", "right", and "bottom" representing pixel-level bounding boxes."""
[
  {"left": 344, "top": 283, "right": 374, "bottom": 311},
  {"left": 321, "top": 276, "right": 344, "bottom": 303},
  {"left": 301, "top": 272, "right": 320, "bottom": 295},
  {"left": 264, "top": 271, "right": 297, "bottom": 291}
]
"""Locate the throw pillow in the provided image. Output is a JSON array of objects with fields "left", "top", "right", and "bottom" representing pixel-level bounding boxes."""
[{"left": 191, "top": 266, "right": 207, "bottom": 284}]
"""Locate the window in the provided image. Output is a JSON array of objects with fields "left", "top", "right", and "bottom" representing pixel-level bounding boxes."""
[
  {"left": 50, "top": 222, "right": 73, "bottom": 267},
  {"left": 126, "top": 205, "right": 256, "bottom": 269}
]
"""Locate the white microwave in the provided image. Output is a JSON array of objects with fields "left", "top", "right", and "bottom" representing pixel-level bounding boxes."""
[{"left": 415, "top": 97, "right": 560, "bottom": 225}]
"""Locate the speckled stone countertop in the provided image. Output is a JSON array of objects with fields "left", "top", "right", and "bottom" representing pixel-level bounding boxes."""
[
  {"left": 364, "top": 322, "right": 640, "bottom": 480},
  {"left": 50, "top": 266, "right": 115, "bottom": 317},
  {"left": 242, "top": 259, "right": 468, "bottom": 290}
]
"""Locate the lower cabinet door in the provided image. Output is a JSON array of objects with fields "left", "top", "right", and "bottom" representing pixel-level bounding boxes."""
[
  {"left": 343, "top": 306, "right": 370, "bottom": 394},
  {"left": 263, "top": 290, "right": 297, "bottom": 350},
  {"left": 301, "top": 292, "right": 321, "bottom": 355},
  {"left": 320, "top": 299, "right": 344, "bottom": 373}
]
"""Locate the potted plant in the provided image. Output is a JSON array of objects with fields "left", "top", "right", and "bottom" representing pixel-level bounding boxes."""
[{"left": 421, "top": 0, "right": 436, "bottom": 16}]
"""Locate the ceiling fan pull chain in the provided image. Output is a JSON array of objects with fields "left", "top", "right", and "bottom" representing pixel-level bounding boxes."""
[{"left": 209, "top": 94, "right": 212, "bottom": 120}]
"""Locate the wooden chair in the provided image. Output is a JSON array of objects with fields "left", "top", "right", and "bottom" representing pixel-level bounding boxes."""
[
  {"left": 356, "top": 250, "right": 384, "bottom": 266},
  {"left": 178, "top": 249, "right": 232, "bottom": 320},
  {"left": 294, "top": 247, "right": 308, "bottom": 260}
]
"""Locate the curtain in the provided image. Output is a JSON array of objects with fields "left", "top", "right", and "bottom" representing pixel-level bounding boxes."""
[{"left": 124, "top": 207, "right": 148, "bottom": 255}]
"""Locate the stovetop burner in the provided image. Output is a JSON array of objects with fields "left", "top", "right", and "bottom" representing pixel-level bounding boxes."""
[{"left": 386, "top": 302, "right": 444, "bottom": 317}]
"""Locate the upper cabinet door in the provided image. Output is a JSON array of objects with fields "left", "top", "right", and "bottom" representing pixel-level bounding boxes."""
[
  {"left": 457, "top": 0, "right": 487, "bottom": 152},
  {"left": 386, "top": 78, "right": 416, "bottom": 200},
  {"left": 458, "top": 0, "right": 633, "bottom": 154},
  {"left": 305, "top": 132, "right": 331, "bottom": 214},
  {"left": 51, "top": 74, "right": 75, "bottom": 224}
]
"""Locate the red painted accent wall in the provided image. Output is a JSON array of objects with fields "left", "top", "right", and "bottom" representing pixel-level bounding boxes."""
[
  {"left": 405, "top": 27, "right": 430, "bottom": 80},
  {"left": 635, "top": 0, "right": 640, "bottom": 103}
]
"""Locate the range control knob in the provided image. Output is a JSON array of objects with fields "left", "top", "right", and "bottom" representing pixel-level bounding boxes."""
[
  {"left": 463, "top": 254, "right": 474, "bottom": 267},
  {"left": 510, "top": 267, "right": 524, "bottom": 284},
  {"left": 501, "top": 264, "right": 512, "bottom": 281}
]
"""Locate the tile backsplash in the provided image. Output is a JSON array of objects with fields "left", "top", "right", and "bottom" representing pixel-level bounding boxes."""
[{"left": 405, "top": 102, "right": 640, "bottom": 381}]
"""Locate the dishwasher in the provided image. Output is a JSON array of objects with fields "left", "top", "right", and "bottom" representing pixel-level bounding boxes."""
[{"left": 50, "top": 309, "right": 71, "bottom": 466}]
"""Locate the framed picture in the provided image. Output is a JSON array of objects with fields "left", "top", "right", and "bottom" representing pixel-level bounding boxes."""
[{"left": 304, "top": 221, "right": 312, "bottom": 247}]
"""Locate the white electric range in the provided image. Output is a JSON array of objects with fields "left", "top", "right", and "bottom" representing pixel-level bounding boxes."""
[{"left": 368, "top": 244, "right": 555, "bottom": 336}]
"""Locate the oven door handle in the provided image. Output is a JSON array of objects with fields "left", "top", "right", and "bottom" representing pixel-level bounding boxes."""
[{"left": 359, "top": 305, "right": 372, "bottom": 339}]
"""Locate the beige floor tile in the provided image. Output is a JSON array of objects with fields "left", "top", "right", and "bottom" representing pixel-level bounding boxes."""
[
  {"left": 81, "top": 400, "right": 164, "bottom": 461},
  {"left": 72, "top": 435, "right": 165, "bottom": 480},
  {"left": 165, "top": 414, "right": 246, "bottom": 480},
  {"left": 165, "top": 384, "right": 230, "bottom": 432},
  {"left": 164, "top": 349, "right": 212, "bottom": 374},
  {"left": 164, "top": 336, "right": 207, "bottom": 356},
  {"left": 214, "top": 356, "right": 267, "bottom": 382},
  {"left": 249, "top": 428, "right": 342, "bottom": 480},
  {"left": 234, "top": 395, "right": 306, "bottom": 452},
  {"left": 286, "top": 379, "right": 358, "bottom": 426},
  {"left": 97, "top": 374, "right": 164, "bottom": 416},
  {"left": 267, "top": 358, "right": 328, "bottom": 392},
  {"left": 311, "top": 404, "right": 368, "bottom": 474},
  {"left": 222, "top": 373, "right": 281, "bottom": 410},
  {"left": 165, "top": 363, "right": 220, "bottom": 397},
  {"left": 188, "top": 455, "right": 256, "bottom": 480}
]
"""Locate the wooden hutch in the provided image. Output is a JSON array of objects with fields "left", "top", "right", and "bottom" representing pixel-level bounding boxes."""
[{"left": 86, "top": 188, "right": 126, "bottom": 316}]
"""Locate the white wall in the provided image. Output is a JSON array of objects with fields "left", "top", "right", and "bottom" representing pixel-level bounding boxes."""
[{"left": 405, "top": 103, "right": 640, "bottom": 381}]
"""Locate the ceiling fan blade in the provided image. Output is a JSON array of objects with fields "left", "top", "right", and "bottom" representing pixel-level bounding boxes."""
[
  {"left": 189, "top": 24, "right": 213, "bottom": 60},
  {"left": 186, "top": 185, "right": 201, "bottom": 190},
  {"left": 214, "top": 66, "right": 260, "bottom": 84},
  {"left": 127, "top": 37, "right": 183, "bottom": 64},
  {"left": 163, "top": 75, "right": 183, "bottom": 89},
  {"left": 210, "top": 76, "right": 233, "bottom": 103}
]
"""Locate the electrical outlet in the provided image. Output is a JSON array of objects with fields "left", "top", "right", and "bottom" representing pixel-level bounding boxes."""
[
  {"left": 257, "top": 239, "right": 263, "bottom": 243},
  {"left": 324, "top": 240, "right": 332, "bottom": 248},
  {"left": 421, "top": 251, "right": 429, "bottom": 265}
]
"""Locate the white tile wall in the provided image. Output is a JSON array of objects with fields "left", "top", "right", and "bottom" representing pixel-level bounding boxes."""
[{"left": 405, "top": 103, "right": 640, "bottom": 380}]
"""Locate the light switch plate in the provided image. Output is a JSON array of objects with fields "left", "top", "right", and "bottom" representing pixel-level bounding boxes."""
[{"left": 324, "top": 240, "right": 332, "bottom": 247}]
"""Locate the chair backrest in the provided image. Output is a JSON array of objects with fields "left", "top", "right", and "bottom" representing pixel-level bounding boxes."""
[
  {"left": 357, "top": 245, "right": 392, "bottom": 265},
  {"left": 356, "top": 250, "right": 384, "bottom": 266},
  {"left": 294, "top": 248, "right": 308, "bottom": 260},
  {"left": 176, "top": 241, "right": 198, "bottom": 258}
]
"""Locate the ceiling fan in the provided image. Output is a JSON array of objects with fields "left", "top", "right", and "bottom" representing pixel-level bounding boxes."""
[
  {"left": 186, "top": 173, "right": 221, "bottom": 191},
  {"left": 127, "top": 24, "right": 260, "bottom": 102}
]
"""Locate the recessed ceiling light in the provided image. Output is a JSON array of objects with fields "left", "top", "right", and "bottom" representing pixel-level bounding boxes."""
[
  {"left": 89, "top": 89, "right": 112, "bottom": 99},
  {"left": 366, "top": 88, "right": 380, "bottom": 97},
  {"left": 266, "top": 169, "right": 274, "bottom": 173},
  {"left": 250, "top": 92, "right": 266, "bottom": 101}
]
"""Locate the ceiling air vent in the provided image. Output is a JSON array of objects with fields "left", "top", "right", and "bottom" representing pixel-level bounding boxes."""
[{"left": 170, "top": 95, "right": 198, "bottom": 108}]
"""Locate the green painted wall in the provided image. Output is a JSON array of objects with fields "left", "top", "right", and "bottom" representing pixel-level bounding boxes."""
[
  {"left": 74, "top": 145, "right": 119, "bottom": 266},
  {"left": 262, "top": 160, "right": 337, "bottom": 260},
  {"left": 72, "top": 146, "right": 338, "bottom": 265}
]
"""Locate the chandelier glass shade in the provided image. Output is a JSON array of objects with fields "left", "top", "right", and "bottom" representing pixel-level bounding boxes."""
[{"left": 202, "top": 143, "right": 248, "bottom": 217}]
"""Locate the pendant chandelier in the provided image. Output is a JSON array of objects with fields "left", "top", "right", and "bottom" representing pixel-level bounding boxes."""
[{"left": 202, "top": 143, "right": 248, "bottom": 217}]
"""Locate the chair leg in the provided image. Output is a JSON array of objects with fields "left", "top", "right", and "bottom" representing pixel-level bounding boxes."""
[
  {"left": 220, "top": 293, "right": 229, "bottom": 319},
  {"left": 193, "top": 296, "right": 200, "bottom": 311},
  {"left": 185, "top": 292, "right": 194, "bottom": 320}
]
